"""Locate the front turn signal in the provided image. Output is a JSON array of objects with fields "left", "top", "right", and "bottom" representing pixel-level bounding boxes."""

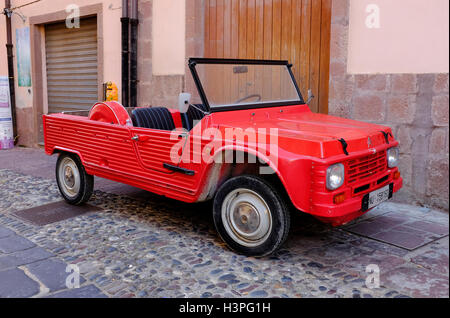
[
  {"left": 394, "top": 171, "right": 401, "bottom": 180},
  {"left": 334, "top": 193, "right": 346, "bottom": 204}
]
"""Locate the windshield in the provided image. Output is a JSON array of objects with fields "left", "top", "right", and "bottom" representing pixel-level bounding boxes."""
[{"left": 192, "top": 60, "right": 303, "bottom": 111}]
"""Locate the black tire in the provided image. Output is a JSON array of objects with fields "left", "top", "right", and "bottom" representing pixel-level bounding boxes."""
[
  {"left": 55, "top": 153, "right": 94, "bottom": 205},
  {"left": 213, "top": 175, "right": 290, "bottom": 257}
]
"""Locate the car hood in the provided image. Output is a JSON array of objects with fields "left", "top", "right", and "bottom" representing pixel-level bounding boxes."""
[{"left": 212, "top": 106, "right": 394, "bottom": 159}]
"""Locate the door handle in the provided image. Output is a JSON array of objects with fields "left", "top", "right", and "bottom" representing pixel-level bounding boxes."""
[{"left": 131, "top": 135, "right": 150, "bottom": 142}]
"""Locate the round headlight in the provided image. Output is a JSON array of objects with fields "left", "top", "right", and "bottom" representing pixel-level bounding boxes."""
[
  {"left": 387, "top": 147, "right": 399, "bottom": 168},
  {"left": 326, "top": 163, "right": 345, "bottom": 190}
]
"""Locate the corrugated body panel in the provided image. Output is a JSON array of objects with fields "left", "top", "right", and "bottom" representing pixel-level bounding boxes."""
[
  {"left": 45, "top": 17, "right": 98, "bottom": 113},
  {"left": 132, "top": 127, "right": 184, "bottom": 174},
  {"left": 43, "top": 115, "right": 198, "bottom": 202}
]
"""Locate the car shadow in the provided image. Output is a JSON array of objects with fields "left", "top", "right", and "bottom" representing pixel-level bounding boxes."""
[{"left": 90, "top": 186, "right": 338, "bottom": 259}]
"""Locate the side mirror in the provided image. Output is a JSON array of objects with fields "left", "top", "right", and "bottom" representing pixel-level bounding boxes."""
[
  {"left": 178, "top": 93, "right": 191, "bottom": 113},
  {"left": 307, "top": 89, "right": 315, "bottom": 104}
]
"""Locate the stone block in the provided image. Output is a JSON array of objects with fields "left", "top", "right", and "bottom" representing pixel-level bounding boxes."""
[
  {"left": 355, "top": 74, "right": 387, "bottom": 91},
  {"left": 329, "top": 100, "right": 351, "bottom": 118},
  {"left": 0, "top": 226, "right": 14, "bottom": 239},
  {"left": 391, "top": 74, "right": 418, "bottom": 94},
  {"left": 0, "top": 247, "right": 54, "bottom": 270},
  {"left": 331, "top": 0, "right": 349, "bottom": 24},
  {"left": 329, "top": 61, "right": 347, "bottom": 77},
  {"left": 431, "top": 95, "right": 449, "bottom": 127},
  {"left": 330, "top": 24, "right": 348, "bottom": 61},
  {"left": 427, "top": 157, "right": 449, "bottom": 197},
  {"left": 429, "top": 128, "right": 447, "bottom": 155},
  {"left": 397, "top": 153, "right": 412, "bottom": 188},
  {"left": 395, "top": 126, "right": 413, "bottom": 154},
  {"left": 26, "top": 258, "right": 86, "bottom": 292},
  {"left": 433, "top": 73, "right": 449, "bottom": 94},
  {"left": 0, "top": 268, "right": 40, "bottom": 298},
  {"left": 0, "top": 235, "right": 36, "bottom": 254},
  {"left": 352, "top": 94, "right": 385, "bottom": 122},
  {"left": 387, "top": 95, "right": 416, "bottom": 124}
]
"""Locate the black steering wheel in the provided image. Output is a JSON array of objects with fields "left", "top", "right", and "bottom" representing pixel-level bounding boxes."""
[{"left": 234, "top": 94, "right": 262, "bottom": 104}]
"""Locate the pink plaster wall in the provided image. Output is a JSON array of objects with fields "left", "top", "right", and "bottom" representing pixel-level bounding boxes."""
[
  {"left": 347, "top": 0, "right": 449, "bottom": 74},
  {"left": 152, "top": 0, "right": 186, "bottom": 76}
]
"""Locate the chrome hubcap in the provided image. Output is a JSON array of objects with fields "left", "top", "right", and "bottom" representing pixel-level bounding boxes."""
[
  {"left": 58, "top": 157, "right": 80, "bottom": 198},
  {"left": 222, "top": 189, "right": 272, "bottom": 247},
  {"left": 64, "top": 166, "right": 75, "bottom": 188},
  {"left": 232, "top": 203, "right": 260, "bottom": 235}
]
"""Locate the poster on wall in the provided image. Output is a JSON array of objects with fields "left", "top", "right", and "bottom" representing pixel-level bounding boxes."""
[
  {"left": 0, "top": 77, "right": 14, "bottom": 150},
  {"left": 16, "top": 27, "right": 32, "bottom": 87}
]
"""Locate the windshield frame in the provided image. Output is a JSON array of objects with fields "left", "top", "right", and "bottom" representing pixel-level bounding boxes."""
[{"left": 188, "top": 58, "right": 305, "bottom": 113}]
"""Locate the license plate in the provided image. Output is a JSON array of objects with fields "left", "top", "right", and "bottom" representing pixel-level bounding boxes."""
[{"left": 362, "top": 184, "right": 393, "bottom": 211}]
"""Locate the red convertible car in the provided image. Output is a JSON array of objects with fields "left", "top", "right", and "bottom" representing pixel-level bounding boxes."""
[{"left": 43, "top": 58, "right": 402, "bottom": 256}]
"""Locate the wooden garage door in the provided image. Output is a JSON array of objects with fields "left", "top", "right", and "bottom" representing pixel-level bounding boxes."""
[
  {"left": 45, "top": 17, "right": 98, "bottom": 113},
  {"left": 204, "top": 0, "right": 331, "bottom": 114}
]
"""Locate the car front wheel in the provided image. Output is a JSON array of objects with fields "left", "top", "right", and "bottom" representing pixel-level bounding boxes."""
[
  {"left": 213, "top": 175, "right": 290, "bottom": 257},
  {"left": 56, "top": 153, "right": 94, "bottom": 205}
]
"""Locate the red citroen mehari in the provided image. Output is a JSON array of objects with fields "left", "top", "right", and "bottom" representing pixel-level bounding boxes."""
[{"left": 43, "top": 58, "right": 402, "bottom": 256}]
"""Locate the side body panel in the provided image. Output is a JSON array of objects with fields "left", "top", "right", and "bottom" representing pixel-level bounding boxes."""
[
  {"left": 130, "top": 126, "right": 183, "bottom": 173},
  {"left": 43, "top": 114, "right": 204, "bottom": 202}
]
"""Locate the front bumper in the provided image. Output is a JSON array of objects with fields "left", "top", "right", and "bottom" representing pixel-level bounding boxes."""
[{"left": 309, "top": 169, "right": 403, "bottom": 226}]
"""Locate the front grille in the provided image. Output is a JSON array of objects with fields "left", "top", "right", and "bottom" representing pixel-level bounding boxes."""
[{"left": 347, "top": 150, "right": 387, "bottom": 184}]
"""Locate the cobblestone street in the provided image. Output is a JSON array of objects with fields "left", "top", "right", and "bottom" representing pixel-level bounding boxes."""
[{"left": 0, "top": 148, "right": 448, "bottom": 298}]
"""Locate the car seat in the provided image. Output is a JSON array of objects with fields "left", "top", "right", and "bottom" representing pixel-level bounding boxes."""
[{"left": 131, "top": 107, "right": 176, "bottom": 131}]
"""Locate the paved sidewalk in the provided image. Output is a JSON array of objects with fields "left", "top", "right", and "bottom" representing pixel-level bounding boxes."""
[{"left": 0, "top": 148, "right": 448, "bottom": 298}]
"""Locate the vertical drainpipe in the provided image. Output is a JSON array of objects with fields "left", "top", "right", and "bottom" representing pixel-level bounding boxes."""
[
  {"left": 121, "top": 0, "right": 129, "bottom": 107},
  {"left": 129, "top": 0, "right": 138, "bottom": 108},
  {"left": 4, "top": 0, "right": 18, "bottom": 143}
]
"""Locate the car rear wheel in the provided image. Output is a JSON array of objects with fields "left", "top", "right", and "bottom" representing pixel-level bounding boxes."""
[
  {"left": 213, "top": 175, "right": 290, "bottom": 257},
  {"left": 56, "top": 153, "right": 94, "bottom": 205}
]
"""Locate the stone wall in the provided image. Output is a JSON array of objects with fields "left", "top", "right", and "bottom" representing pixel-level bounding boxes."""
[{"left": 329, "top": 0, "right": 449, "bottom": 211}]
